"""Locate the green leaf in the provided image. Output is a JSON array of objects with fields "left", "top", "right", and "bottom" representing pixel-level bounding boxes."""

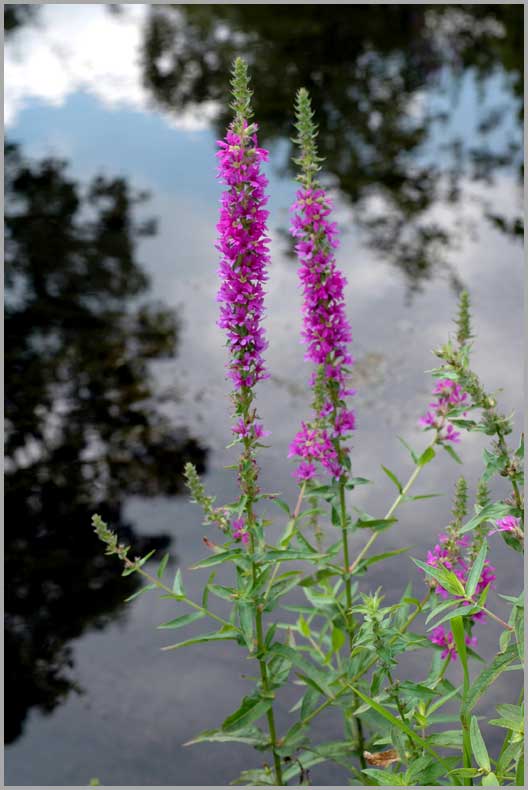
[
  {"left": 272, "top": 498, "right": 291, "bottom": 516},
  {"left": 237, "top": 602, "right": 254, "bottom": 649},
  {"left": 261, "top": 549, "right": 323, "bottom": 563},
  {"left": 201, "top": 572, "right": 215, "bottom": 608},
  {"left": 298, "top": 615, "right": 311, "bottom": 638},
  {"left": 398, "top": 436, "right": 418, "bottom": 463},
  {"left": 172, "top": 568, "right": 185, "bottom": 598},
  {"left": 428, "top": 604, "right": 480, "bottom": 630},
  {"left": 516, "top": 753, "right": 524, "bottom": 785},
  {"left": 300, "top": 687, "right": 321, "bottom": 720},
  {"left": 355, "top": 517, "right": 398, "bottom": 531},
  {"left": 190, "top": 549, "right": 244, "bottom": 570},
  {"left": 398, "top": 681, "right": 439, "bottom": 701},
  {"left": 412, "top": 558, "right": 466, "bottom": 596},
  {"left": 184, "top": 726, "right": 267, "bottom": 747},
  {"left": 161, "top": 626, "right": 239, "bottom": 651},
  {"left": 460, "top": 503, "right": 512, "bottom": 535},
  {"left": 124, "top": 583, "right": 156, "bottom": 602},
  {"left": 362, "top": 768, "right": 405, "bottom": 785},
  {"left": 495, "top": 704, "right": 523, "bottom": 728},
  {"left": 443, "top": 444, "right": 463, "bottom": 464},
  {"left": 470, "top": 716, "right": 491, "bottom": 772},
  {"left": 448, "top": 769, "right": 480, "bottom": 779},
  {"left": 156, "top": 552, "right": 170, "bottom": 580},
  {"left": 481, "top": 772, "right": 499, "bottom": 786},
  {"left": 222, "top": 693, "right": 272, "bottom": 732},
  {"left": 418, "top": 446, "right": 436, "bottom": 466},
  {"left": 158, "top": 611, "right": 205, "bottom": 629},
  {"left": 136, "top": 549, "right": 156, "bottom": 568},
  {"left": 425, "top": 598, "right": 460, "bottom": 624},
  {"left": 346, "top": 476, "right": 372, "bottom": 487},
  {"left": 358, "top": 546, "right": 412, "bottom": 573},
  {"left": 451, "top": 617, "right": 470, "bottom": 691},
  {"left": 208, "top": 583, "right": 235, "bottom": 601},
  {"left": 350, "top": 686, "right": 452, "bottom": 770},
  {"left": 381, "top": 465, "right": 403, "bottom": 493},
  {"left": 466, "top": 542, "right": 488, "bottom": 598},
  {"left": 270, "top": 644, "right": 334, "bottom": 698},
  {"left": 279, "top": 519, "right": 296, "bottom": 548},
  {"left": 488, "top": 717, "right": 523, "bottom": 732},
  {"left": 331, "top": 626, "right": 346, "bottom": 654},
  {"left": 463, "top": 645, "right": 519, "bottom": 713}
]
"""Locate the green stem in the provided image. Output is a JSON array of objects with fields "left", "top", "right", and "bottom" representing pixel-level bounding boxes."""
[
  {"left": 497, "top": 430, "right": 523, "bottom": 511},
  {"left": 465, "top": 598, "right": 515, "bottom": 632},
  {"left": 255, "top": 604, "right": 283, "bottom": 785},
  {"left": 349, "top": 442, "right": 435, "bottom": 575},
  {"left": 246, "top": 490, "right": 283, "bottom": 784},
  {"left": 339, "top": 479, "right": 366, "bottom": 767},
  {"left": 133, "top": 565, "right": 234, "bottom": 630},
  {"left": 299, "top": 592, "right": 432, "bottom": 729}
]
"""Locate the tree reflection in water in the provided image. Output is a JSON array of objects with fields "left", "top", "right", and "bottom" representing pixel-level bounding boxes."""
[
  {"left": 142, "top": 3, "right": 522, "bottom": 291},
  {"left": 4, "top": 142, "right": 207, "bottom": 743}
]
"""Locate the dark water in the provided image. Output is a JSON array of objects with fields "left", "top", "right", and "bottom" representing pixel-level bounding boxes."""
[{"left": 4, "top": 5, "right": 523, "bottom": 786}]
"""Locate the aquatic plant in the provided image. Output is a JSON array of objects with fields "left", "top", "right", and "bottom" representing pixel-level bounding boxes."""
[{"left": 92, "top": 59, "right": 524, "bottom": 787}]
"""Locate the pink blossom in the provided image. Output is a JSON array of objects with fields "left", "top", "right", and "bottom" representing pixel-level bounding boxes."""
[
  {"left": 430, "top": 625, "right": 477, "bottom": 661},
  {"left": 420, "top": 378, "right": 468, "bottom": 445},
  {"left": 232, "top": 517, "right": 249, "bottom": 545},
  {"left": 489, "top": 515, "right": 522, "bottom": 536}
]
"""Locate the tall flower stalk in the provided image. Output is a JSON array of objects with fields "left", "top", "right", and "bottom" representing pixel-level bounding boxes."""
[
  {"left": 215, "top": 58, "right": 282, "bottom": 785},
  {"left": 288, "top": 87, "right": 364, "bottom": 761}
]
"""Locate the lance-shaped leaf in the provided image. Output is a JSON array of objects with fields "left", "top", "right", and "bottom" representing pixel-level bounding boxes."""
[
  {"left": 463, "top": 645, "right": 519, "bottom": 713},
  {"left": 412, "top": 558, "right": 466, "bottom": 596},
  {"left": 465, "top": 541, "right": 487, "bottom": 598},
  {"left": 184, "top": 726, "right": 268, "bottom": 747},
  {"left": 158, "top": 611, "right": 205, "bottom": 629},
  {"left": 222, "top": 693, "right": 273, "bottom": 732},
  {"left": 161, "top": 625, "right": 239, "bottom": 651},
  {"left": 470, "top": 716, "right": 491, "bottom": 772},
  {"left": 460, "top": 503, "right": 512, "bottom": 535}
]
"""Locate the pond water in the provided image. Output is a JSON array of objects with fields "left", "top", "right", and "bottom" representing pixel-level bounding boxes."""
[{"left": 4, "top": 5, "right": 523, "bottom": 786}]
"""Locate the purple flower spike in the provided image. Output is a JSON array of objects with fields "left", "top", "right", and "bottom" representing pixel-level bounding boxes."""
[
  {"left": 216, "top": 124, "right": 270, "bottom": 403},
  {"left": 288, "top": 90, "right": 356, "bottom": 482},
  {"left": 420, "top": 377, "right": 468, "bottom": 445}
]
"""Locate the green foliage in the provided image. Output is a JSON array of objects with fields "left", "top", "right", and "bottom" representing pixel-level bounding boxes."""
[{"left": 88, "top": 59, "right": 523, "bottom": 787}]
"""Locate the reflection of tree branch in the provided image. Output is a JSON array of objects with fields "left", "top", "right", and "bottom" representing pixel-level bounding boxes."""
[
  {"left": 4, "top": 141, "right": 208, "bottom": 743},
  {"left": 141, "top": 4, "right": 522, "bottom": 292}
]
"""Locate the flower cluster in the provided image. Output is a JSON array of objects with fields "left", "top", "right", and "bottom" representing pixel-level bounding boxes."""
[
  {"left": 430, "top": 625, "right": 477, "bottom": 661},
  {"left": 425, "top": 531, "right": 497, "bottom": 659},
  {"left": 490, "top": 515, "right": 523, "bottom": 539},
  {"left": 288, "top": 188, "right": 356, "bottom": 481},
  {"left": 216, "top": 125, "right": 270, "bottom": 398},
  {"left": 420, "top": 378, "right": 468, "bottom": 444},
  {"left": 288, "top": 91, "right": 356, "bottom": 483},
  {"left": 232, "top": 517, "right": 249, "bottom": 545}
]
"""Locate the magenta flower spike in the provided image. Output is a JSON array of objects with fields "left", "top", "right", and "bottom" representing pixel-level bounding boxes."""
[
  {"left": 215, "top": 58, "right": 272, "bottom": 545},
  {"left": 216, "top": 59, "right": 270, "bottom": 421},
  {"left": 420, "top": 377, "right": 468, "bottom": 444},
  {"left": 288, "top": 89, "right": 355, "bottom": 482}
]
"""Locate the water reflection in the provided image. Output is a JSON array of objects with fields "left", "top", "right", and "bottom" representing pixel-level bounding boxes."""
[
  {"left": 4, "top": 141, "right": 207, "bottom": 743},
  {"left": 142, "top": 3, "right": 522, "bottom": 291}
]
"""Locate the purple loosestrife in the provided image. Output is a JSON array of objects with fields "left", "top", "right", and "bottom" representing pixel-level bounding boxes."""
[
  {"left": 424, "top": 478, "right": 497, "bottom": 660},
  {"left": 216, "top": 59, "right": 271, "bottom": 543},
  {"left": 214, "top": 60, "right": 284, "bottom": 786},
  {"left": 288, "top": 88, "right": 366, "bottom": 767},
  {"left": 288, "top": 89, "right": 355, "bottom": 483},
  {"left": 420, "top": 378, "right": 468, "bottom": 445},
  {"left": 490, "top": 515, "right": 523, "bottom": 540}
]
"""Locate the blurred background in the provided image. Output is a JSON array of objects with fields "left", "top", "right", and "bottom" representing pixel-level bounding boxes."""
[{"left": 4, "top": 4, "right": 523, "bottom": 786}]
